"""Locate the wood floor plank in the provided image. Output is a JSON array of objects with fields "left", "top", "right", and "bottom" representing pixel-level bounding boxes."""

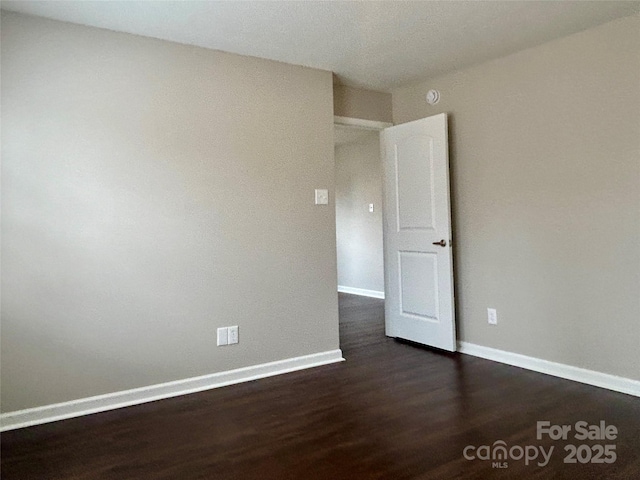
[{"left": 2, "top": 293, "right": 639, "bottom": 479}]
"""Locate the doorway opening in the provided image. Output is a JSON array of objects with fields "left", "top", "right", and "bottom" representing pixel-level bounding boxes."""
[
  {"left": 334, "top": 114, "right": 457, "bottom": 352},
  {"left": 333, "top": 116, "right": 391, "bottom": 301}
]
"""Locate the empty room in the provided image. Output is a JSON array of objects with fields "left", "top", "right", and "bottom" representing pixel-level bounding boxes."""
[{"left": 1, "top": 1, "right": 639, "bottom": 479}]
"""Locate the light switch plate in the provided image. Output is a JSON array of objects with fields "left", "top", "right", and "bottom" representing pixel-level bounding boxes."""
[
  {"left": 217, "top": 327, "right": 228, "bottom": 346},
  {"left": 488, "top": 308, "right": 497, "bottom": 325},
  {"left": 228, "top": 326, "right": 239, "bottom": 345},
  {"left": 314, "top": 189, "right": 329, "bottom": 205}
]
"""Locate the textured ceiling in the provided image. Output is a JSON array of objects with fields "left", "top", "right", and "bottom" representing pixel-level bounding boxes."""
[{"left": 3, "top": 1, "right": 639, "bottom": 91}]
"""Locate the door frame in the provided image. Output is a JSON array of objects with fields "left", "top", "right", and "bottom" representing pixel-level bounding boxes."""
[{"left": 334, "top": 115, "right": 393, "bottom": 131}]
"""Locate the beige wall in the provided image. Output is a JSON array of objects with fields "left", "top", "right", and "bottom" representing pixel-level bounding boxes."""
[
  {"left": 392, "top": 14, "right": 640, "bottom": 380},
  {"left": 334, "top": 84, "right": 392, "bottom": 123},
  {"left": 335, "top": 132, "right": 384, "bottom": 293},
  {"left": 1, "top": 13, "right": 339, "bottom": 412}
]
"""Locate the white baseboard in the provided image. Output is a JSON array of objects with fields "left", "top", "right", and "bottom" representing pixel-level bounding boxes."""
[
  {"left": 458, "top": 341, "right": 640, "bottom": 398},
  {"left": 0, "top": 349, "right": 344, "bottom": 432},
  {"left": 338, "top": 285, "right": 385, "bottom": 299}
]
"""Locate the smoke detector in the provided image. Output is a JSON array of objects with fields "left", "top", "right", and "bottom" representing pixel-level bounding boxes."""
[{"left": 426, "top": 89, "right": 440, "bottom": 105}]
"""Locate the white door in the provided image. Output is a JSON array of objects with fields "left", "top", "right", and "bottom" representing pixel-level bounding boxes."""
[{"left": 382, "top": 113, "right": 456, "bottom": 351}]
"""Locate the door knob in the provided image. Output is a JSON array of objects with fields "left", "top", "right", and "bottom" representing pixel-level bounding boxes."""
[{"left": 432, "top": 239, "right": 447, "bottom": 247}]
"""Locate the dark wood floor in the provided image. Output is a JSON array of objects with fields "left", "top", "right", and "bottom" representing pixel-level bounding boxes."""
[{"left": 2, "top": 293, "right": 639, "bottom": 479}]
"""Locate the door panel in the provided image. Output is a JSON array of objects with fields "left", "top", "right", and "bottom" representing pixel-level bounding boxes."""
[
  {"left": 399, "top": 251, "right": 438, "bottom": 320},
  {"left": 382, "top": 113, "right": 455, "bottom": 351},
  {"left": 396, "top": 135, "right": 435, "bottom": 230}
]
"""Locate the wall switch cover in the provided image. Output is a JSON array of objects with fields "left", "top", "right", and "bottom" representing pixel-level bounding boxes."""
[
  {"left": 314, "top": 189, "right": 329, "bottom": 205},
  {"left": 228, "top": 326, "right": 239, "bottom": 345},
  {"left": 488, "top": 308, "right": 498, "bottom": 325},
  {"left": 217, "top": 327, "right": 229, "bottom": 346}
]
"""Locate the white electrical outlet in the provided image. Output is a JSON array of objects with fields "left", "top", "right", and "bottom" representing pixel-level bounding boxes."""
[
  {"left": 217, "top": 327, "right": 229, "bottom": 346},
  {"left": 369, "top": 203, "right": 374, "bottom": 213},
  {"left": 228, "top": 326, "right": 239, "bottom": 345},
  {"left": 488, "top": 308, "right": 498, "bottom": 325}
]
